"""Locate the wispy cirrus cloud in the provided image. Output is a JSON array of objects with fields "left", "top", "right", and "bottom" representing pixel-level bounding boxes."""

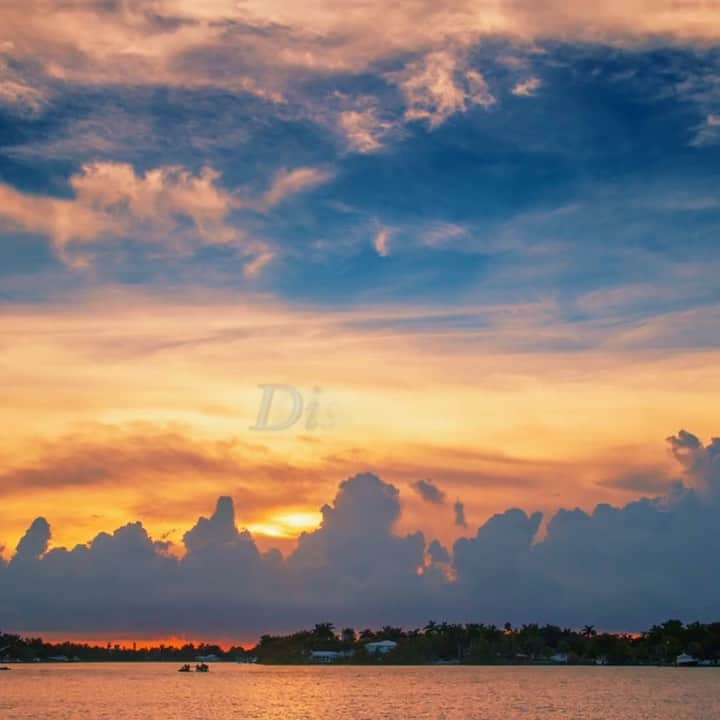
[
  {"left": 511, "top": 76, "right": 542, "bottom": 96},
  {"left": 0, "top": 57, "right": 46, "bottom": 113},
  {"left": 339, "top": 108, "right": 390, "bottom": 153},
  {"left": 388, "top": 50, "right": 495, "bottom": 127},
  {"left": 373, "top": 226, "right": 392, "bottom": 256},
  {"left": 259, "top": 167, "right": 333, "bottom": 209}
]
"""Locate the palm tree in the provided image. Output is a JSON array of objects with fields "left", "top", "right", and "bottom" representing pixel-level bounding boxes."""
[
  {"left": 381, "top": 626, "right": 403, "bottom": 640},
  {"left": 313, "top": 623, "right": 336, "bottom": 640},
  {"left": 582, "top": 625, "right": 597, "bottom": 639}
]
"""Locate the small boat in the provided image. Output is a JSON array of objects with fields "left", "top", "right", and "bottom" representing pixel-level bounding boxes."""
[
  {"left": 676, "top": 653, "right": 699, "bottom": 667},
  {"left": 178, "top": 664, "right": 192, "bottom": 673},
  {"left": 0, "top": 667, "right": 10, "bottom": 671},
  {"left": 195, "top": 663, "right": 209, "bottom": 673}
]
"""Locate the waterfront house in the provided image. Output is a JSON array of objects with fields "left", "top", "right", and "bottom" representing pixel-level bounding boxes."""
[
  {"left": 365, "top": 640, "right": 398, "bottom": 655},
  {"left": 310, "top": 649, "right": 354, "bottom": 663}
]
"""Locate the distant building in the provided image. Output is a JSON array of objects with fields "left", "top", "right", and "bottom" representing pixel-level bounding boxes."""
[
  {"left": 365, "top": 640, "right": 398, "bottom": 655},
  {"left": 309, "top": 649, "right": 354, "bottom": 663},
  {"left": 195, "top": 654, "right": 221, "bottom": 663}
]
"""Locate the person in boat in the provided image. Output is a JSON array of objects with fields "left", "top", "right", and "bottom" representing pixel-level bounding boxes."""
[
  {"left": 178, "top": 664, "right": 191, "bottom": 672},
  {"left": 195, "top": 662, "right": 209, "bottom": 672}
]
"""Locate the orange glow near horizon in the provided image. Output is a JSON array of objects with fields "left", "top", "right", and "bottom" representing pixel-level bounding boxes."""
[
  {"left": 1, "top": 290, "right": 718, "bottom": 558},
  {"left": 28, "top": 632, "right": 255, "bottom": 651}
]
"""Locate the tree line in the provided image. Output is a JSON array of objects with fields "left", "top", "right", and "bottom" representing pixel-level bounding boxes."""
[{"left": 3, "top": 619, "right": 720, "bottom": 664}]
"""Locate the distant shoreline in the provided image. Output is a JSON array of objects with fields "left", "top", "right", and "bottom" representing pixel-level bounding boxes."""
[{"left": 4, "top": 620, "right": 720, "bottom": 668}]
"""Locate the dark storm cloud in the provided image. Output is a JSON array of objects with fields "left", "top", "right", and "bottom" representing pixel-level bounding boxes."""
[
  {"left": 427, "top": 539, "right": 451, "bottom": 564},
  {"left": 411, "top": 479, "right": 446, "bottom": 504},
  {"left": 3, "top": 431, "right": 720, "bottom": 636},
  {"left": 453, "top": 500, "right": 468, "bottom": 528}
]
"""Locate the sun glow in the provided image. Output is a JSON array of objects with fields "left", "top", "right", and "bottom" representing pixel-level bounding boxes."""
[{"left": 246, "top": 511, "right": 322, "bottom": 539}]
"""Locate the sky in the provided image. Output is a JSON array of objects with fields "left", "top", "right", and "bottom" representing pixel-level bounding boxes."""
[{"left": 1, "top": 1, "right": 720, "bottom": 642}]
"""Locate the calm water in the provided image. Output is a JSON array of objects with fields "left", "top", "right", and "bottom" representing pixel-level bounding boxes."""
[{"left": 2, "top": 664, "right": 719, "bottom": 719}]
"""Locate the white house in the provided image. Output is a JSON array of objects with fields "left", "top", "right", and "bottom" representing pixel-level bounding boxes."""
[
  {"left": 310, "top": 649, "right": 354, "bottom": 663},
  {"left": 365, "top": 640, "right": 398, "bottom": 655}
]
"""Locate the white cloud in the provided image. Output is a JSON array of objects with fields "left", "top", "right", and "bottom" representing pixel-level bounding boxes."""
[
  {"left": 0, "top": 161, "right": 329, "bottom": 272},
  {"left": 261, "top": 167, "right": 332, "bottom": 208},
  {"left": 691, "top": 112, "right": 720, "bottom": 146},
  {"left": 0, "top": 0, "right": 718, "bottom": 128},
  {"left": 243, "top": 249, "right": 276, "bottom": 278},
  {"left": 3, "top": 1, "right": 720, "bottom": 99},
  {"left": 339, "top": 108, "right": 388, "bottom": 152},
  {"left": 389, "top": 50, "right": 495, "bottom": 127},
  {"left": 422, "top": 222, "right": 467, "bottom": 247},
  {"left": 0, "top": 162, "right": 237, "bottom": 265},
  {"left": 374, "top": 226, "right": 391, "bottom": 256},
  {"left": 511, "top": 76, "right": 542, "bottom": 96}
]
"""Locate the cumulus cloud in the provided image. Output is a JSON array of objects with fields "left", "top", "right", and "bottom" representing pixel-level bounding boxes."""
[
  {"left": 0, "top": 161, "right": 329, "bottom": 271},
  {"left": 14, "top": 518, "right": 50, "bottom": 563},
  {"left": 427, "top": 538, "right": 451, "bottom": 564},
  {"left": 183, "top": 497, "right": 240, "bottom": 553},
  {"left": 0, "top": 162, "right": 236, "bottom": 264},
  {"left": 667, "top": 429, "right": 720, "bottom": 496},
  {"left": 5, "top": 432, "right": 720, "bottom": 636},
  {"left": 412, "top": 479, "right": 446, "bottom": 504}
]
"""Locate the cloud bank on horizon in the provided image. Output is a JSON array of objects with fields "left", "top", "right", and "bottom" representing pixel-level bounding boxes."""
[{"left": 1, "top": 430, "right": 719, "bottom": 638}]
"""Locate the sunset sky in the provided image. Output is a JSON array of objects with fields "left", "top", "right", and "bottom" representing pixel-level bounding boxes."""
[{"left": 2, "top": 1, "right": 720, "bottom": 640}]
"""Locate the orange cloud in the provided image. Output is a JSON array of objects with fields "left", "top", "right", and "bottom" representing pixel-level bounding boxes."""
[
  {"left": 0, "top": 162, "right": 237, "bottom": 264},
  {"left": 259, "top": 167, "right": 333, "bottom": 209},
  {"left": 2, "top": 1, "right": 720, "bottom": 108},
  {"left": 389, "top": 50, "right": 495, "bottom": 127},
  {"left": 2, "top": 289, "right": 720, "bottom": 556},
  {"left": 373, "top": 227, "right": 391, "bottom": 256},
  {"left": 0, "top": 161, "right": 330, "bottom": 270}
]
